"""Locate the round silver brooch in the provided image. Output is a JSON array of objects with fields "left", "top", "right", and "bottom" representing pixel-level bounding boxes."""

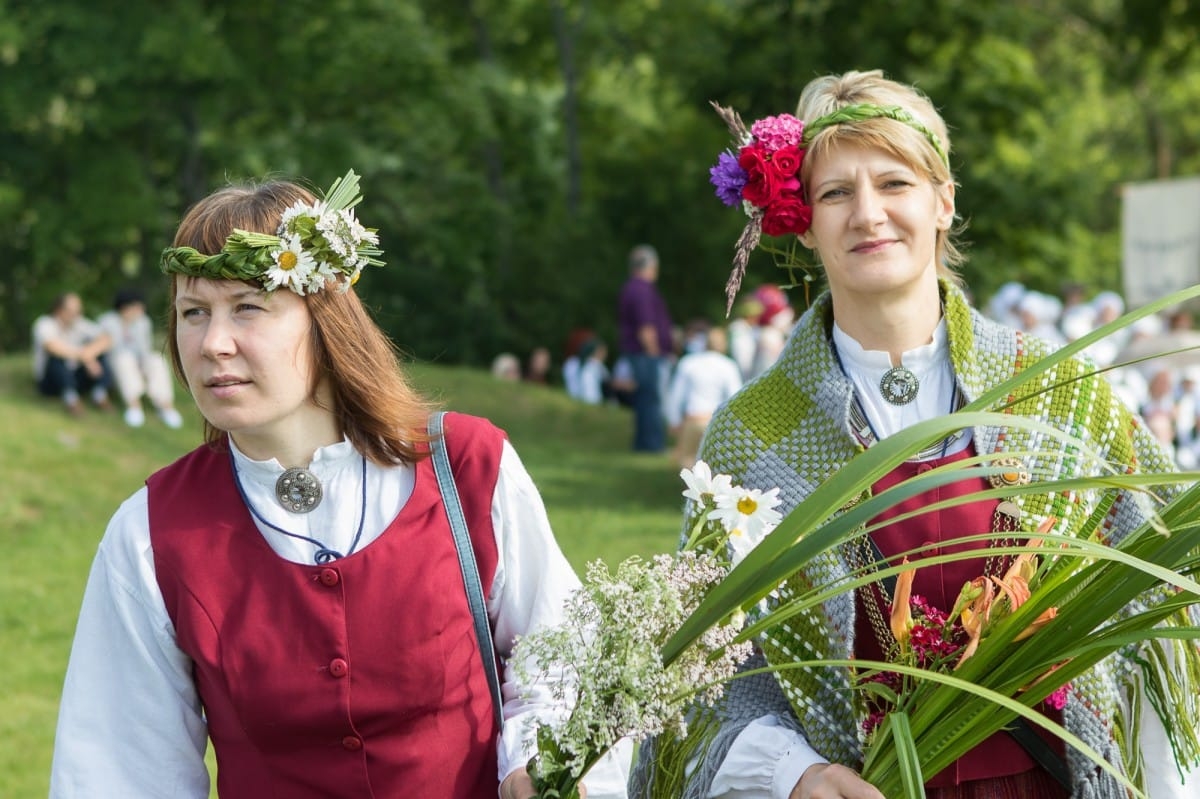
[
  {"left": 276, "top": 467, "right": 323, "bottom": 513},
  {"left": 879, "top": 366, "right": 920, "bottom": 405}
]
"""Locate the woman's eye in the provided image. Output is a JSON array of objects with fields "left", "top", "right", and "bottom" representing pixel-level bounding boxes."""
[
  {"left": 235, "top": 303, "right": 264, "bottom": 313},
  {"left": 180, "top": 307, "right": 207, "bottom": 319},
  {"left": 819, "top": 188, "right": 847, "bottom": 201}
]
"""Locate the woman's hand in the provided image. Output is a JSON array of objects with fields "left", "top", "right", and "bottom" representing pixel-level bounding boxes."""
[
  {"left": 499, "top": 767, "right": 589, "bottom": 799},
  {"left": 500, "top": 768, "right": 537, "bottom": 799},
  {"left": 789, "top": 763, "right": 886, "bottom": 799}
]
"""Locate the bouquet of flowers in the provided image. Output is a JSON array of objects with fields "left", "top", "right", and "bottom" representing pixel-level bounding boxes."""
[
  {"left": 512, "top": 463, "right": 782, "bottom": 799},
  {"left": 708, "top": 109, "right": 813, "bottom": 238},
  {"left": 707, "top": 105, "right": 814, "bottom": 313}
]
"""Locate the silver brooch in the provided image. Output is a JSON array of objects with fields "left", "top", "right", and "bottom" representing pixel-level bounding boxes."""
[
  {"left": 879, "top": 366, "right": 919, "bottom": 405},
  {"left": 276, "top": 467, "right": 323, "bottom": 513}
]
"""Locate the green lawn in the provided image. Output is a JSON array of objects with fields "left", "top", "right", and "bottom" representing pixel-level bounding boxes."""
[{"left": 0, "top": 352, "right": 682, "bottom": 798}]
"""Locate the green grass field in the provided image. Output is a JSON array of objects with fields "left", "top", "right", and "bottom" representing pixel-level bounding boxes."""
[{"left": 0, "top": 352, "right": 682, "bottom": 798}]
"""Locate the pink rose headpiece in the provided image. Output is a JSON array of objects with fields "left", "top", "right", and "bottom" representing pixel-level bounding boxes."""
[{"left": 709, "top": 102, "right": 949, "bottom": 313}]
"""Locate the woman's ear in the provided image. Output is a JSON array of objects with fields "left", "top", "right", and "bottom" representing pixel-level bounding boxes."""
[{"left": 935, "top": 182, "right": 956, "bottom": 231}]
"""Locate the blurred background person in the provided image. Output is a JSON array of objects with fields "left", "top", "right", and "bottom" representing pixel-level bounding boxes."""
[
  {"left": 616, "top": 243, "right": 673, "bottom": 453},
  {"left": 665, "top": 326, "right": 742, "bottom": 469},
  {"left": 575, "top": 337, "right": 612, "bottom": 405},
  {"left": 749, "top": 284, "right": 796, "bottom": 379},
  {"left": 32, "top": 292, "right": 113, "bottom": 416},
  {"left": 98, "top": 286, "right": 184, "bottom": 429},
  {"left": 727, "top": 295, "right": 765, "bottom": 381},
  {"left": 524, "top": 346, "right": 552, "bottom": 384},
  {"left": 491, "top": 352, "right": 522, "bottom": 381}
]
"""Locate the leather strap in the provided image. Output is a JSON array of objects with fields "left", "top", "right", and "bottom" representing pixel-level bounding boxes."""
[{"left": 429, "top": 411, "right": 504, "bottom": 730}]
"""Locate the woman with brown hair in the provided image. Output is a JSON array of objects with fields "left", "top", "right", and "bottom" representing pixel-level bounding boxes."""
[{"left": 50, "top": 171, "right": 628, "bottom": 798}]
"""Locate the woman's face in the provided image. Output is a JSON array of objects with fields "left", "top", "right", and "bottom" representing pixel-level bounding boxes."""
[
  {"left": 175, "top": 278, "right": 326, "bottom": 452},
  {"left": 803, "top": 141, "right": 954, "bottom": 303}
]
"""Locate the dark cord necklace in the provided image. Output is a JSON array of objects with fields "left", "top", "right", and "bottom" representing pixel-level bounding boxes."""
[{"left": 230, "top": 449, "right": 369, "bottom": 565}]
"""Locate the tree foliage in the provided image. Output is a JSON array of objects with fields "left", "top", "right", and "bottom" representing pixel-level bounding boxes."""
[{"left": 2, "top": 0, "right": 1199, "bottom": 363}]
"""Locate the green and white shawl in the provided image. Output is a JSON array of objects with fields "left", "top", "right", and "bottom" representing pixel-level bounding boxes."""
[{"left": 638, "top": 282, "right": 1183, "bottom": 799}]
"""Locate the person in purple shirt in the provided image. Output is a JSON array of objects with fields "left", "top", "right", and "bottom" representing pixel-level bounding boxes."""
[{"left": 617, "top": 244, "right": 674, "bottom": 452}]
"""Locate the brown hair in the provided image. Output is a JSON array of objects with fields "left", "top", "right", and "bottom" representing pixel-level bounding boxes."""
[
  {"left": 796, "top": 70, "right": 965, "bottom": 282},
  {"left": 165, "top": 177, "right": 436, "bottom": 465}
]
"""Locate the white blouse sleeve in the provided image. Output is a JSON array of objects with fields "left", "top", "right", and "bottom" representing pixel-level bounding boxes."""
[
  {"left": 708, "top": 716, "right": 826, "bottom": 799},
  {"left": 489, "top": 440, "right": 631, "bottom": 798},
  {"left": 49, "top": 488, "right": 209, "bottom": 799}
]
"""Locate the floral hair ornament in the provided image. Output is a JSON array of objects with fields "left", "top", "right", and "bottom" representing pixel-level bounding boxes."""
[
  {"left": 709, "top": 102, "right": 949, "bottom": 313},
  {"left": 160, "top": 169, "right": 383, "bottom": 296}
]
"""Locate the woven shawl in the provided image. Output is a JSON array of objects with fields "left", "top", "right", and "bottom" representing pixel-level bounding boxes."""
[{"left": 671, "top": 281, "right": 1177, "bottom": 799}]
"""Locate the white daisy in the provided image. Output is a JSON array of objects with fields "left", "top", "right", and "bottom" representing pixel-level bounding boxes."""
[
  {"left": 265, "top": 234, "right": 316, "bottom": 294},
  {"left": 709, "top": 485, "right": 782, "bottom": 542},
  {"left": 680, "top": 460, "right": 733, "bottom": 505},
  {"left": 279, "top": 200, "right": 323, "bottom": 233}
]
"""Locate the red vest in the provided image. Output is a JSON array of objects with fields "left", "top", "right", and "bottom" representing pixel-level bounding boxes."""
[
  {"left": 147, "top": 413, "right": 503, "bottom": 798},
  {"left": 858, "top": 447, "right": 1064, "bottom": 788}
]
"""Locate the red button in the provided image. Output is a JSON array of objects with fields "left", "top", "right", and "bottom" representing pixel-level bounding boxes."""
[
  {"left": 329, "top": 658, "right": 348, "bottom": 678},
  {"left": 342, "top": 735, "right": 362, "bottom": 751},
  {"left": 319, "top": 568, "right": 339, "bottom": 587}
]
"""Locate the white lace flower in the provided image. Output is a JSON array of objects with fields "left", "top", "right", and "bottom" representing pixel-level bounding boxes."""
[
  {"left": 341, "top": 208, "right": 378, "bottom": 246},
  {"left": 265, "top": 235, "right": 317, "bottom": 294},
  {"left": 303, "top": 259, "right": 342, "bottom": 293},
  {"left": 279, "top": 200, "right": 323, "bottom": 233}
]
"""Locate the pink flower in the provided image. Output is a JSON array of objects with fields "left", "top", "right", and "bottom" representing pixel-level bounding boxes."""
[
  {"left": 750, "top": 114, "right": 806, "bottom": 151},
  {"left": 1044, "top": 683, "right": 1071, "bottom": 710}
]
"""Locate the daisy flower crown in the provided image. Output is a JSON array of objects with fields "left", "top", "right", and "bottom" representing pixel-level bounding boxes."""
[
  {"left": 160, "top": 169, "right": 383, "bottom": 296},
  {"left": 709, "top": 102, "right": 949, "bottom": 312}
]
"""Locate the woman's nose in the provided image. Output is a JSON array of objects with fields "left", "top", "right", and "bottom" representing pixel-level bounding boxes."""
[
  {"left": 200, "top": 316, "right": 236, "bottom": 359},
  {"left": 850, "top": 186, "right": 887, "bottom": 228}
]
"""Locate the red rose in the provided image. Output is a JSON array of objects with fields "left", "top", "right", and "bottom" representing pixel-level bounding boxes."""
[
  {"left": 761, "top": 193, "right": 813, "bottom": 236},
  {"left": 770, "top": 145, "right": 803, "bottom": 177},
  {"left": 738, "top": 144, "right": 779, "bottom": 207}
]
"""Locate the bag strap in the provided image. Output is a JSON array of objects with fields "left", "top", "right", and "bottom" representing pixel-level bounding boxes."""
[
  {"left": 428, "top": 411, "right": 504, "bottom": 731},
  {"left": 864, "top": 536, "right": 1072, "bottom": 791}
]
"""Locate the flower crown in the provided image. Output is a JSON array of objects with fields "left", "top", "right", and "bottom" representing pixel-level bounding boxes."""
[
  {"left": 160, "top": 169, "right": 383, "bottom": 296},
  {"left": 709, "top": 102, "right": 949, "bottom": 312}
]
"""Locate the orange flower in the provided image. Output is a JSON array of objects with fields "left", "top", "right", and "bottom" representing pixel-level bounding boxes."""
[
  {"left": 890, "top": 559, "right": 915, "bottom": 647},
  {"left": 1014, "top": 606, "right": 1058, "bottom": 641},
  {"left": 955, "top": 577, "right": 995, "bottom": 668},
  {"left": 956, "top": 517, "right": 1058, "bottom": 667}
]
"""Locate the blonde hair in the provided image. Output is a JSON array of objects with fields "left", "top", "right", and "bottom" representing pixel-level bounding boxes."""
[
  {"left": 166, "top": 178, "right": 436, "bottom": 465},
  {"left": 796, "top": 70, "right": 965, "bottom": 280}
]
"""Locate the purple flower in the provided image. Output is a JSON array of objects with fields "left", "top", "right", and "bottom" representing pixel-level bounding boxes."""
[{"left": 710, "top": 151, "right": 748, "bottom": 207}]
